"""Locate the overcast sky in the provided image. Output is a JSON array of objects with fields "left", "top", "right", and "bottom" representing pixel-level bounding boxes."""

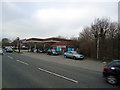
[{"left": 1, "top": 0, "right": 119, "bottom": 40}]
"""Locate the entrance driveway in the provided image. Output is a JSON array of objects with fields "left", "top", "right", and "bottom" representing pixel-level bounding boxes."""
[{"left": 22, "top": 51, "right": 105, "bottom": 72}]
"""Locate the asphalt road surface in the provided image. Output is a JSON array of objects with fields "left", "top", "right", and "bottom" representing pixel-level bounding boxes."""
[
  {"left": 0, "top": 55, "right": 2, "bottom": 89},
  {"left": 2, "top": 52, "right": 120, "bottom": 88}
]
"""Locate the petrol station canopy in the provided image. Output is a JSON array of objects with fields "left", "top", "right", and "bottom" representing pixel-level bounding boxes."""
[{"left": 22, "top": 37, "right": 72, "bottom": 43}]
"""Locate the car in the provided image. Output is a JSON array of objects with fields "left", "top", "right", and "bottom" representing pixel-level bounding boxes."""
[
  {"left": 64, "top": 51, "right": 84, "bottom": 60},
  {"left": 4, "top": 46, "right": 9, "bottom": 50},
  {"left": 0, "top": 48, "right": 3, "bottom": 55},
  {"left": 38, "top": 49, "right": 47, "bottom": 53},
  {"left": 103, "top": 60, "right": 120, "bottom": 85},
  {"left": 6, "top": 47, "right": 13, "bottom": 52},
  {"left": 4, "top": 46, "right": 12, "bottom": 50},
  {"left": 47, "top": 49, "right": 59, "bottom": 55}
]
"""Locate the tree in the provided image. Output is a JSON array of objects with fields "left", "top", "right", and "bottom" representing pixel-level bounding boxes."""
[
  {"left": 117, "top": 23, "right": 120, "bottom": 59},
  {"left": 78, "top": 27, "right": 94, "bottom": 57},
  {"left": 11, "top": 39, "right": 18, "bottom": 47},
  {"left": 2, "top": 38, "right": 11, "bottom": 47},
  {"left": 91, "top": 18, "right": 110, "bottom": 60},
  {"left": 78, "top": 18, "right": 119, "bottom": 61},
  {"left": 106, "top": 22, "right": 118, "bottom": 59}
]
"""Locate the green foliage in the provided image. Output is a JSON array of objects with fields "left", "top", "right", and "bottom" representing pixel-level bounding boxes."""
[{"left": 2, "top": 38, "right": 11, "bottom": 46}]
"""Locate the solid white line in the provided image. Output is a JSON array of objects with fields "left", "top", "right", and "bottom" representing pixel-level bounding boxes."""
[
  {"left": 38, "top": 67, "right": 78, "bottom": 83},
  {"left": 7, "top": 56, "right": 13, "bottom": 59},
  {"left": 16, "top": 60, "right": 29, "bottom": 65}
]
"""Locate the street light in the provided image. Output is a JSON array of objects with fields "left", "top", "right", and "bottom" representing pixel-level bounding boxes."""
[
  {"left": 97, "top": 35, "right": 100, "bottom": 60},
  {"left": 17, "top": 37, "right": 20, "bottom": 53},
  {"left": 95, "top": 32, "right": 101, "bottom": 60}
]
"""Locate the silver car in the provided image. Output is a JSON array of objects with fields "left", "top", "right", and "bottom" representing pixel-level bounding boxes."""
[
  {"left": 6, "top": 47, "right": 13, "bottom": 52},
  {"left": 64, "top": 51, "right": 84, "bottom": 60}
]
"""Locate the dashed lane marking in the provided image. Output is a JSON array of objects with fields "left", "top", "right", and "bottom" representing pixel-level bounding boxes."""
[
  {"left": 16, "top": 60, "right": 29, "bottom": 66},
  {"left": 38, "top": 67, "right": 78, "bottom": 83},
  {"left": 7, "top": 56, "right": 13, "bottom": 59}
]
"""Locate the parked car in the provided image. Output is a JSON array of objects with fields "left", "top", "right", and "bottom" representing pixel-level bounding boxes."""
[
  {"left": 6, "top": 47, "right": 13, "bottom": 52},
  {"left": 47, "top": 49, "right": 59, "bottom": 55},
  {"left": 4, "top": 46, "right": 13, "bottom": 50},
  {"left": 0, "top": 48, "right": 3, "bottom": 55},
  {"left": 38, "top": 49, "right": 47, "bottom": 53},
  {"left": 103, "top": 60, "right": 120, "bottom": 85},
  {"left": 64, "top": 51, "right": 84, "bottom": 60},
  {"left": 4, "top": 46, "right": 9, "bottom": 50}
]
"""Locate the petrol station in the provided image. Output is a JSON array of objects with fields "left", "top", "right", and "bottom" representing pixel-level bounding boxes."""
[{"left": 22, "top": 37, "right": 74, "bottom": 54}]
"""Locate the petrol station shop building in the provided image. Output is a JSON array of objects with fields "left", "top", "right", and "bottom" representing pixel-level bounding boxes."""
[{"left": 23, "top": 37, "right": 76, "bottom": 54}]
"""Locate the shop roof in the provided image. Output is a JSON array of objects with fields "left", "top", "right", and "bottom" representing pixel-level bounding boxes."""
[
  {"left": 25, "top": 37, "right": 72, "bottom": 42},
  {"left": 52, "top": 41, "right": 73, "bottom": 46}
]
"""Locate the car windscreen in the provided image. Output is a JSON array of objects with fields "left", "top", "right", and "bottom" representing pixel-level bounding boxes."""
[
  {"left": 7, "top": 48, "right": 12, "bottom": 50},
  {"left": 71, "top": 51, "right": 77, "bottom": 54},
  {"left": 116, "top": 61, "right": 120, "bottom": 66},
  {"left": 107, "top": 61, "right": 120, "bottom": 67},
  {"left": 51, "top": 50, "right": 55, "bottom": 51}
]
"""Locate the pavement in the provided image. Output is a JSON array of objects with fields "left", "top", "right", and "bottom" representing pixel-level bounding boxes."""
[{"left": 2, "top": 51, "right": 120, "bottom": 88}]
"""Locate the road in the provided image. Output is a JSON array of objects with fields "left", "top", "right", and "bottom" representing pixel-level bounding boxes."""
[
  {"left": 2, "top": 52, "right": 119, "bottom": 88},
  {"left": 0, "top": 55, "right": 2, "bottom": 89}
]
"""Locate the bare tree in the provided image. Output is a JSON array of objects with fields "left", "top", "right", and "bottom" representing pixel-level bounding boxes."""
[
  {"left": 117, "top": 23, "right": 120, "bottom": 59},
  {"left": 91, "top": 18, "right": 110, "bottom": 60},
  {"left": 78, "top": 27, "right": 94, "bottom": 57},
  {"left": 107, "top": 22, "right": 118, "bottom": 59},
  {"left": 79, "top": 27, "right": 93, "bottom": 41}
]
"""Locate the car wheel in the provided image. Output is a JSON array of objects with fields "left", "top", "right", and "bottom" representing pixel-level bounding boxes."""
[
  {"left": 64, "top": 55, "right": 67, "bottom": 58},
  {"left": 73, "top": 56, "right": 76, "bottom": 60},
  {"left": 106, "top": 75, "right": 117, "bottom": 85}
]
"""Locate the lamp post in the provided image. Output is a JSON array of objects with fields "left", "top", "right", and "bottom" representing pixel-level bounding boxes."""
[
  {"left": 17, "top": 37, "right": 20, "bottom": 53},
  {"left": 118, "top": 25, "right": 120, "bottom": 59},
  {"left": 96, "top": 32, "right": 101, "bottom": 60},
  {"left": 97, "top": 36, "right": 100, "bottom": 60}
]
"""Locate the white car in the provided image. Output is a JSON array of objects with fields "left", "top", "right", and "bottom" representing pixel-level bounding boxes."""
[
  {"left": 64, "top": 51, "right": 84, "bottom": 60},
  {"left": 0, "top": 48, "right": 3, "bottom": 55},
  {"left": 6, "top": 47, "right": 13, "bottom": 52}
]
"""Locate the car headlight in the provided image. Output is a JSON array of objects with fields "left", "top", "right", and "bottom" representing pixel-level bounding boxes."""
[
  {"left": 80, "top": 55, "right": 84, "bottom": 57},
  {"left": 75, "top": 55, "right": 80, "bottom": 58}
]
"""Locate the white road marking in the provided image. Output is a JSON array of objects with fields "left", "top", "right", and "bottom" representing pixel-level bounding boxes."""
[
  {"left": 7, "top": 56, "right": 13, "bottom": 59},
  {"left": 16, "top": 60, "right": 29, "bottom": 66},
  {"left": 38, "top": 67, "right": 78, "bottom": 83}
]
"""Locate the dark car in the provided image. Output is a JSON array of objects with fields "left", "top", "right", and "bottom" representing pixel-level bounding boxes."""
[
  {"left": 47, "top": 49, "right": 59, "bottom": 55},
  {"left": 103, "top": 60, "right": 120, "bottom": 85},
  {"left": 38, "top": 49, "right": 47, "bottom": 53}
]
